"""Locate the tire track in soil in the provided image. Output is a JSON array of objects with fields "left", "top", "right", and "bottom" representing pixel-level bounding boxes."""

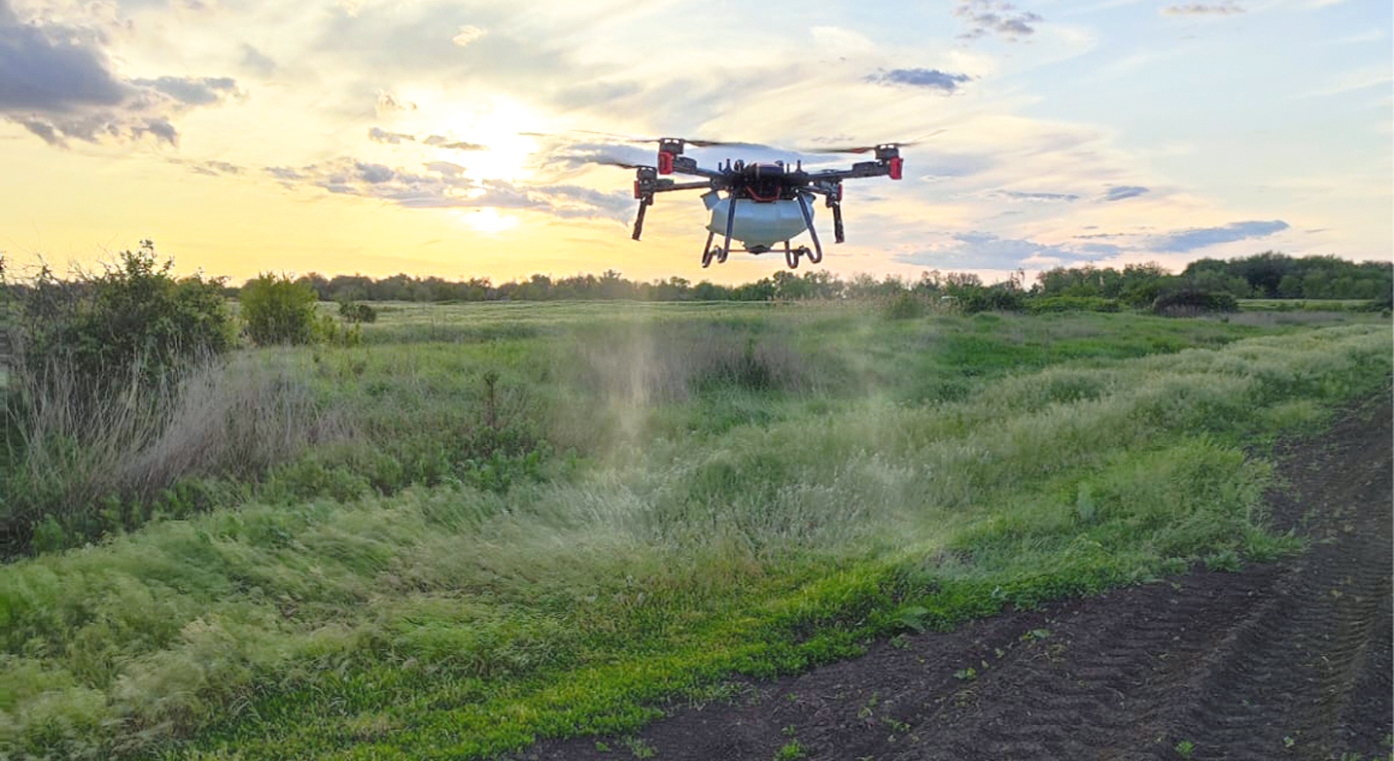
[
  {"left": 523, "top": 400, "right": 1392, "bottom": 761},
  {"left": 1169, "top": 400, "right": 1393, "bottom": 761}
]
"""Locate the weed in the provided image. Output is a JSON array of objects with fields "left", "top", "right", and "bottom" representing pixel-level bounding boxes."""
[
  {"left": 774, "top": 739, "right": 807, "bottom": 760},
  {"left": 1175, "top": 739, "right": 1196, "bottom": 759},
  {"left": 624, "top": 737, "right": 657, "bottom": 759}
]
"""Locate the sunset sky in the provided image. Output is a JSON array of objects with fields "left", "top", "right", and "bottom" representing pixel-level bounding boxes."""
[{"left": 1, "top": 0, "right": 1389, "bottom": 285}]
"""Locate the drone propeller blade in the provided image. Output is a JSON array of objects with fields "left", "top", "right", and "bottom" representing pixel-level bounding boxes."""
[
  {"left": 592, "top": 156, "right": 650, "bottom": 170},
  {"left": 575, "top": 129, "right": 655, "bottom": 144},
  {"left": 566, "top": 129, "right": 766, "bottom": 150},
  {"left": 805, "top": 145, "right": 876, "bottom": 155},
  {"left": 804, "top": 129, "right": 947, "bottom": 154},
  {"left": 682, "top": 138, "right": 768, "bottom": 149}
]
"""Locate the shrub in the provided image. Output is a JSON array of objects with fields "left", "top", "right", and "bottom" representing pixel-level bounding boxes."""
[
  {"left": 338, "top": 300, "right": 377, "bottom": 323},
  {"left": 240, "top": 274, "right": 321, "bottom": 345},
  {"left": 7, "top": 241, "right": 235, "bottom": 392},
  {"left": 1151, "top": 289, "right": 1239, "bottom": 316},
  {"left": 885, "top": 292, "right": 929, "bottom": 320},
  {"left": 949, "top": 284, "right": 1026, "bottom": 314}
]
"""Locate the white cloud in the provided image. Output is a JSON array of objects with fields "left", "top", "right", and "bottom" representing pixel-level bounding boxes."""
[{"left": 451, "top": 24, "right": 485, "bottom": 47}]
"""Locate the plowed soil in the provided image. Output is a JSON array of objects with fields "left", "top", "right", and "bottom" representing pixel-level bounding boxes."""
[{"left": 525, "top": 398, "right": 1392, "bottom": 761}]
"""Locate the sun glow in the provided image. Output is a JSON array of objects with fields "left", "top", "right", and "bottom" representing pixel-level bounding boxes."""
[
  {"left": 432, "top": 99, "right": 545, "bottom": 182},
  {"left": 456, "top": 207, "right": 519, "bottom": 233}
]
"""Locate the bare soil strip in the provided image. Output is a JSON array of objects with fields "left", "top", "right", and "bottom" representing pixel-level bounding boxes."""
[{"left": 525, "top": 398, "right": 1392, "bottom": 761}]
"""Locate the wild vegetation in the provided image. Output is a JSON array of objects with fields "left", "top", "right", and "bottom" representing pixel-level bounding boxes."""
[{"left": 0, "top": 280, "right": 1388, "bottom": 759}]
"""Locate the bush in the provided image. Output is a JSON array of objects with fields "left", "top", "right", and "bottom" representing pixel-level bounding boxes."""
[
  {"left": 885, "top": 292, "right": 929, "bottom": 320},
  {"left": 8, "top": 241, "right": 235, "bottom": 391},
  {"left": 338, "top": 300, "right": 377, "bottom": 323},
  {"left": 1151, "top": 289, "right": 1239, "bottom": 316},
  {"left": 949, "top": 284, "right": 1026, "bottom": 314},
  {"left": 240, "top": 274, "right": 321, "bottom": 345},
  {"left": 1, "top": 243, "right": 239, "bottom": 551}
]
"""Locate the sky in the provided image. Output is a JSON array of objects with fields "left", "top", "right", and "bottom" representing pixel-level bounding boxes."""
[{"left": 0, "top": 0, "right": 1389, "bottom": 286}]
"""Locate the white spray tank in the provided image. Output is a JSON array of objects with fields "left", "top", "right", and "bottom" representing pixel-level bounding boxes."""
[{"left": 702, "top": 190, "right": 813, "bottom": 249}]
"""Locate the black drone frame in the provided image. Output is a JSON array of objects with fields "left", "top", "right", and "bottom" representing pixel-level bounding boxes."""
[{"left": 627, "top": 138, "right": 905, "bottom": 268}]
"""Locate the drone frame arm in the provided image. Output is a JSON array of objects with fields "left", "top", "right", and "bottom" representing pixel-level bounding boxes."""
[
  {"left": 806, "top": 145, "right": 904, "bottom": 184},
  {"left": 631, "top": 174, "right": 716, "bottom": 241}
]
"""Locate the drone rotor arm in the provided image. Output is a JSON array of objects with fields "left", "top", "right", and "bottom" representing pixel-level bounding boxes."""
[
  {"left": 650, "top": 180, "right": 717, "bottom": 192},
  {"left": 630, "top": 177, "right": 716, "bottom": 241}
]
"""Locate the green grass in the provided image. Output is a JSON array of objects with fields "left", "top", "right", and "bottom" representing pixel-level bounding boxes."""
[
  {"left": 1238, "top": 298, "right": 1375, "bottom": 312},
  {"left": 0, "top": 304, "right": 1389, "bottom": 760}
]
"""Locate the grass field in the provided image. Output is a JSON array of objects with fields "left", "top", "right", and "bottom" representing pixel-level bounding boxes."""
[{"left": 1, "top": 302, "right": 1389, "bottom": 760}]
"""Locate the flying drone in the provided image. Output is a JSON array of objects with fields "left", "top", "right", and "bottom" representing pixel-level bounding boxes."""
[{"left": 595, "top": 134, "right": 925, "bottom": 269}]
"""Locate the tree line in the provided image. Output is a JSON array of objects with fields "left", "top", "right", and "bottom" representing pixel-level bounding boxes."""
[
  {"left": 280, "top": 252, "right": 1389, "bottom": 306},
  {"left": 1035, "top": 252, "right": 1391, "bottom": 303}
]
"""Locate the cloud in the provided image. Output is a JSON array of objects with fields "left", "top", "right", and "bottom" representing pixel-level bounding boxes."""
[
  {"left": 239, "top": 44, "right": 276, "bottom": 77},
  {"left": 186, "top": 159, "right": 242, "bottom": 176},
  {"left": 0, "top": 5, "right": 127, "bottom": 111},
  {"left": 954, "top": 1, "right": 1043, "bottom": 41},
  {"left": 1101, "top": 185, "right": 1148, "bottom": 201},
  {"left": 423, "top": 160, "right": 466, "bottom": 176},
  {"left": 894, "top": 231, "right": 1116, "bottom": 270},
  {"left": 265, "top": 166, "right": 305, "bottom": 181},
  {"left": 999, "top": 190, "right": 1080, "bottom": 202},
  {"left": 451, "top": 24, "right": 486, "bottom": 46},
  {"left": 129, "top": 76, "right": 237, "bottom": 105},
  {"left": 375, "top": 90, "right": 416, "bottom": 115},
  {"left": 423, "top": 134, "right": 487, "bottom": 150},
  {"left": 1150, "top": 220, "right": 1288, "bottom": 252},
  {"left": 0, "top": 0, "right": 238, "bottom": 146},
  {"left": 354, "top": 161, "right": 395, "bottom": 184},
  {"left": 866, "top": 68, "right": 972, "bottom": 93},
  {"left": 368, "top": 126, "right": 416, "bottom": 144},
  {"left": 1162, "top": 2, "right": 1245, "bottom": 15},
  {"left": 270, "top": 157, "right": 632, "bottom": 219}
]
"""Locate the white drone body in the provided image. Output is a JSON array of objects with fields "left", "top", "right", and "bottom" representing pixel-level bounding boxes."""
[{"left": 702, "top": 191, "right": 814, "bottom": 251}]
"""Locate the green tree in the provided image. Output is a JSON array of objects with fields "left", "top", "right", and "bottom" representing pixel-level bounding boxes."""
[{"left": 240, "top": 273, "right": 321, "bottom": 345}]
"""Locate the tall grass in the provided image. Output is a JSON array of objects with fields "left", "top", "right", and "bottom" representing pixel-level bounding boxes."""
[{"left": 2, "top": 352, "right": 346, "bottom": 550}]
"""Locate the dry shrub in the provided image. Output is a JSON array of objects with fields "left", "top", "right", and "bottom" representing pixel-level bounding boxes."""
[{"left": 124, "top": 353, "right": 350, "bottom": 488}]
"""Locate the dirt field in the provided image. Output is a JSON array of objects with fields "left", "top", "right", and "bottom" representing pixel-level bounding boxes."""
[{"left": 526, "top": 397, "right": 1392, "bottom": 761}]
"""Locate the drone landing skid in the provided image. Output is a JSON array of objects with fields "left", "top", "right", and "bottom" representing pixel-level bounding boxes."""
[{"left": 701, "top": 237, "right": 821, "bottom": 270}]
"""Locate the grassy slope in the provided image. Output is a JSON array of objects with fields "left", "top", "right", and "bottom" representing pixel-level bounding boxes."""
[{"left": 0, "top": 304, "right": 1389, "bottom": 760}]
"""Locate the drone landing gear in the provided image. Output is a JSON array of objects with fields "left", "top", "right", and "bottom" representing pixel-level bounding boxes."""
[
  {"left": 781, "top": 240, "right": 818, "bottom": 269},
  {"left": 700, "top": 231, "right": 729, "bottom": 268}
]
